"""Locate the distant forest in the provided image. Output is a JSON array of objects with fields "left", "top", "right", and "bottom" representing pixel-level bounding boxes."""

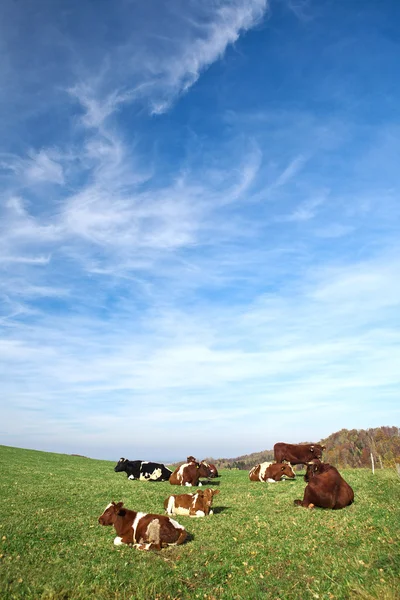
[{"left": 206, "top": 426, "right": 400, "bottom": 470}]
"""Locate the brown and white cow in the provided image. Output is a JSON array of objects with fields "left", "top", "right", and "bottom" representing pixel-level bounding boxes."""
[
  {"left": 201, "top": 460, "right": 219, "bottom": 478},
  {"left": 294, "top": 462, "right": 354, "bottom": 510},
  {"left": 164, "top": 489, "right": 220, "bottom": 517},
  {"left": 249, "top": 462, "right": 296, "bottom": 482},
  {"left": 186, "top": 456, "right": 219, "bottom": 478},
  {"left": 98, "top": 501, "right": 187, "bottom": 550},
  {"left": 169, "top": 459, "right": 212, "bottom": 486},
  {"left": 274, "top": 442, "right": 325, "bottom": 465}
]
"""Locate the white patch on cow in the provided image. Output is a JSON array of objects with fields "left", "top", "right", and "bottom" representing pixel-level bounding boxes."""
[
  {"left": 168, "top": 517, "right": 185, "bottom": 530},
  {"left": 113, "top": 536, "right": 123, "bottom": 545},
  {"left": 128, "top": 475, "right": 135, "bottom": 480},
  {"left": 146, "top": 519, "right": 161, "bottom": 544},
  {"left": 209, "top": 510, "right": 214, "bottom": 515},
  {"left": 185, "top": 482, "right": 192, "bottom": 487},
  {"left": 103, "top": 502, "right": 113, "bottom": 511},
  {"left": 198, "top": 482, "right": 202, "bottom": 486},
  {"left": 139, "top": 472, "right": 151, "bottom": 481},
  {"left": 259, "top": 462, "right": 272, "bottom": 481},
  {"left": 132, "top": 512, "right": 146, "bottom": 543},
  {"left": 166, "top": 496, "right": 176, "bottom": 515},
  {"left": 171, "top": 506, "right": 190, "bottom": 516},
  {"left": 142, "top": 461, "right": 149, "bottom": 464},
  {"left": 177, "top": 463, "right": 188, "bottom": 484},
  {"left": 149, "top": 468, "right": 162, "bottom": 480},
  {"left": 267, "top": 478, "right": 276, "bottom": 483},
  {"left": 194, "top": 510, "right": 205, "bottom": 518}
]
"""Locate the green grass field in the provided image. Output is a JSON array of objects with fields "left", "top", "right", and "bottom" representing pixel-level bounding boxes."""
[{"left": 0, "top": 445, "right": 399, "bottom": 599}]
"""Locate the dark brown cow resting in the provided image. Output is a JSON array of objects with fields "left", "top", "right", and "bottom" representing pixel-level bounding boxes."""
[
  {"left": 294, "top": 461, "right": 354, "bottom": 510},
  {"left": 249, "top": 462, "right": 296, "bottom": 482},
  {"left": 98, "top": 502, "right": 187, "bottom": 550},
  {"left": 164, "top": 489, "right": 220, "bottom": 517},
  {"left": 169, "top": 459, "right": 212, "bottom": 486},
  {"left": 274, "top": 442, "right": 325, "bottom": 465}
]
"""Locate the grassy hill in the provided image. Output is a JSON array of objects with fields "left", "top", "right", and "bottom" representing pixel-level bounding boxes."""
[{"left": 0, "top": 444, "right": 399, "bottom": 599}]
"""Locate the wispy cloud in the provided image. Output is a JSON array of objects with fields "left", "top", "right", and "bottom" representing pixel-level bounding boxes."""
[{"left": 1, "top": 0, "right": 399, "bottom": 460}]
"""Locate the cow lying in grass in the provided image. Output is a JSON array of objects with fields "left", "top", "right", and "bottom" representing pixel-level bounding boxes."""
[
  {"left": 164, "top": 489, "right": 220, "bottom": 517},
  {"left": 98, "top": 502, "right": 187, "bottom": 550},
  {"left": 201, "top": 460, "right": 219, "bottom": 478},
  {"left": 187, "top": 456, "right": 219, "bottom": 478},
  {"left": 169, "top": 459, "right": 212, "bottom": 486},
  {"left": 249, "top": 462, "right": 296, "bottom": 482},
  {"left": 294, "top": 461, "right": 354, "bottom": 510},
  {"left": 114, "top": 458, "right": 172, "bottom": 481}
]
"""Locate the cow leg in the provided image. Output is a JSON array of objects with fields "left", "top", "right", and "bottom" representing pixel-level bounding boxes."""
[
  {"left": 294, "top": 486, "right": 313, "bottom": 508},
  {"left": 135, "top": 541, "right": 162, "bottom": 551}
]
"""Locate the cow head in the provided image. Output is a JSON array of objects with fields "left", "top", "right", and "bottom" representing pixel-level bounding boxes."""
[
  {"left": 187, "top": 456, "right": 197, "bottom": 463},
  {"left": 201, "top": 461, "right": 218, "bottom": 478},
  {"left": 309, "top": 444, "right": 325, "bottom": 460},
  {"left": 197, "top": 461, "right": 212, "bottom": 478},
  {"left": 98, "top": 501, "right": 125, "bottom": 525},
  {"left": 114, "top": 458, "right": 128, "bottom": 472},
  {"left": 280, "top": 463, "right": 296, "bottom": 480},
  {"left": 305, "top": 459, "right": 323, "bottom": 482},
  {"left": 202, "top": 488, "right": 220, "bottom": 510}
]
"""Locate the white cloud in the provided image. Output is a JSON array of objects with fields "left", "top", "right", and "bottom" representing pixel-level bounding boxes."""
[
  {"left": 1, "top": 0, "right": 399, "bottom": 460},
  {"left": 24, "top": 149, "right": 64, "bottom": 185}
]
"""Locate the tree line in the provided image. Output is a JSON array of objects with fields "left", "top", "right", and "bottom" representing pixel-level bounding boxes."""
[{"left": 205, "top": 426, "right": 400, "bottom": 470}]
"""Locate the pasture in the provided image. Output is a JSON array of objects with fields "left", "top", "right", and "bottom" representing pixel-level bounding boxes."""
[{"left": 0, "top": 445, "right": 399, "bottom": 599}]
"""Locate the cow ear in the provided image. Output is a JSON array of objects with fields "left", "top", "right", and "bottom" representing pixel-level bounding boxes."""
[
  {"left": 115, "top": 501, "right": 124, "bottom": 510},
  {"left": 213, "top": 489, "right": 220, "bottom": 495}
]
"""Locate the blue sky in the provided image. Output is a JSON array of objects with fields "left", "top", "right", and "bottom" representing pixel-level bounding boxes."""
[{"left": 1, "top": 0, "right": 399, "bottom": 462}]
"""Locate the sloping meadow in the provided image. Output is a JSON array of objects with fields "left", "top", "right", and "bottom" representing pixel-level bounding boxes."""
[{"left": 0, "top": 445, "right": 399, "bottom": 599}]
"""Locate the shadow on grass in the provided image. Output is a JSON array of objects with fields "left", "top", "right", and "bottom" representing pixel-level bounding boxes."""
[
  {"left": 201, "top": 479, "right": 221, "bottom": 486},
  {"left": 211, "top": 506, "right": 229, "bottom": 514}
]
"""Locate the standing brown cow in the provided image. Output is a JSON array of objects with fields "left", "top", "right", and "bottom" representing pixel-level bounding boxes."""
[{"left": 274, "top": 442, "right": 325, "bottom": 465}]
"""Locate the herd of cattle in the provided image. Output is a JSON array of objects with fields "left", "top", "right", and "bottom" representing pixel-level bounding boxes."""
[{"left": 98, "top": 442, "right": 354, "bottom": 551}]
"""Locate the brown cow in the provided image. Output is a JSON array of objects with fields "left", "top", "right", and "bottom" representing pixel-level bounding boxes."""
[
  {"left": 294, "top": 462, "right": 354, "bottom": 510},
  {"left": 164, "top": 489, "right": 220, "bottom": 517},
  {"left": 169, "top": 459, "right": 212, "bottom": 486},
  {"left": 249, "top": 462, "right": 296, "bottom": 482},
  {"left": 186, "top": 456, "right": 218, "bottom": 478},
  {"left": 274, "top": 442, "right": 325, "bottom": 465},
  {"left": 201, "top": 460, "right": 219, "bottom": 478},
  {"left": 98, "top": 501, "right": 187, "bottom": 550}
]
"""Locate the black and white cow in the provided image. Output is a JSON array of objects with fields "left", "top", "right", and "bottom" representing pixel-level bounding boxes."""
[{"left": 114, "top": 458, "right": 172, "bottom": 482}]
